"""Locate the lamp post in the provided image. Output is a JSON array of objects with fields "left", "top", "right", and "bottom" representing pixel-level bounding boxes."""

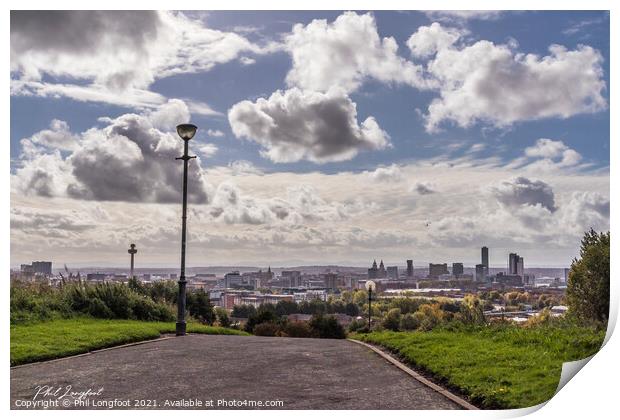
[
  {"left": 175, "top": 123, "right": 197, "bottom": 336},
  {"left": 365, "top": 280, "right": 376, "bottom": 331}
]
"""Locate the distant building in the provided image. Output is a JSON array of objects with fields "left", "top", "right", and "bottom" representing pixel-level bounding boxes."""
[
  {"left": 564, "top": 268, "right": 570, "bottom": 283},
  {"left": 494, "top": 272, "right": 523, "bottom": 287},
  {"left": 224, "top": 271, "right": 243, "bottom": 288},
  {"left": 517, "top": 257, "right": 524, "bottom": 276},
  {"left": 21, "top": 261, "right": 52, "bottom": 276},
  {"left": 368, "top": 259, "right": 386, "bottom": 279},
  {"left": 481, "top": 247, "right": 489, "bottom": 268},
  {"left": 322, "top": 273, "right": 339, "bottom": 290},
  {"left": 429, "top": 263, "right": 449, "bottom": 279},
  {"left": 406, "top": 260, "right": 414, "bottom": 278},
  {"left": 508, "top": 253, "right": 519, "bottom": 275},
  {"left": 378, "top": 260, "right": 386, "bottom": 278},
  {"left": 87, "top": 273, "right": 106, "bottom": 282},
  {"left": 475, "top": 264, "right": 486, "bottom": 282},
  {"left": 281, "top": 270, "right": 302, "bottom": 288},
  {"left": 386, "top": 266, "right": 399, "bottom": 280},
  {"left": 452, "top": 263, "right": 464, "bottom": 277},
  {"left": 20, "top": 264, "right": 34, "bottom": 275},
  {"left": 32, "top": 261, "right": 52, "bottom": 275}
]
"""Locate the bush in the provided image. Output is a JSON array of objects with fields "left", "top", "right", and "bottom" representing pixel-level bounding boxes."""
[
  {"left": 344, "top": 302, "right": 359, "bottom": 316},
  {"left": 215, "top": 307, "right": 231, "bottom": 327},
  {"left": 400, "top": 313, "right": 420, "bottom": 331},
  {"left": 87, "top": 298, "right": 114, "bottom": 319},
  {"left": 245, "top": 308, "right": 279, "bottom": 333},
  {"left": 280, "top": 321, "right": 317, "bottom": 338},
  {"left": 231, "top": 304, "right": 257, "bottom": 318},
  {"left": 131, "top": 296, "right": 174, "bottom": 322},
  {"left": 309, "top": 314, "right": 346, "bottom": 339},
  {"left": 348, "top": 318, "right": 367, "bottom": 333},
  {"left": 253, "top": 322, "right": 280, "bottom": 336},
  {"left": 11, "top": 281, "right": 176, "bottom": 324},
  {"left": 382, "top": 308, "right": 402, "bottom": 331},
  {"left": 413, "top": 303, "right": 446, "bottom": 331}
]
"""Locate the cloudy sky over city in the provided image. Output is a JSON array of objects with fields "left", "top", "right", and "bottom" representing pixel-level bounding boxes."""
[{"left": 10, "top": 10, "right": 610, "bottom": 268}]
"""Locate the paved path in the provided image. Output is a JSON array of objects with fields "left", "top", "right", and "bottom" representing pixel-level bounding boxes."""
[{"left": 11, "top": 335, "right": 461, "bottom": 410}]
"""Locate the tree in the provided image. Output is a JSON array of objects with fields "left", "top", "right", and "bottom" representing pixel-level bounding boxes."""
[
  {"left": 566, "top": 229, "right": 610, "bottom": 324},
  {"left": 186, "top": 290, "right": 215, "bottom": 324},
  {"left": 245, "top": 307, "right": 278, "bottom": 333},
  {"left": 215, "top": 307, "right": 231, "bottom": 327},
  {"left": 231, "top": 304, "right": 256, "bottom": 318},
  {"left": 275, "top": 300, "right": 299, "bottom": 316},
  {"left": 352, "top": 290, "right": 368, "bottom": 306},
  {"left": 382, "top": 308, "right": 402, "bottom": 331}
]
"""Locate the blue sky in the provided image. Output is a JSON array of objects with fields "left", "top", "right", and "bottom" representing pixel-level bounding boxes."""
[{"left": 10, "top": 10, "right": 610, "bottom": 267}]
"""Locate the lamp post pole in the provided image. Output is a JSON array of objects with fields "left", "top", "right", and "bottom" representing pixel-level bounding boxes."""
[
  {"left": 175, "top": 124, "right": 197, "bottom": 336},
  {"left": 365, "top": 280, "right": 375, "bottom": 331},
  {"left": 368, "top": 287, "right": 372, "bottom": 330}
]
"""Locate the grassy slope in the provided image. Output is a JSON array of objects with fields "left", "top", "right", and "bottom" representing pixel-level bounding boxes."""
[
  {"left": 11, "top": 318, "right": 248, "bottom": 366},
  {"left": 354, "top": 325, "right": 604, "bottom": 409}
]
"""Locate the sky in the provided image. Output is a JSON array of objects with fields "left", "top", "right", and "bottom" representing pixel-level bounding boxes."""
[{"left": 9, "top": 10, "right": 610, "bottom": 269}]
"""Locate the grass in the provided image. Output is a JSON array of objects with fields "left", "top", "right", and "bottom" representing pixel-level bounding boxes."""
[
  {"left": 353, "top": 324, "right": 605, "bottom": 409},
  {"left": 10, "top": 317, "right": 249, "bottom": 366}
]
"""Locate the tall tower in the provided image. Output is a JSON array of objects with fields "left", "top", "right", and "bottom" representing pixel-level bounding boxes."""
[
  {"left": 481, "top": 246, "right": 489, "bottom": 268},
  {"left": 406, "top": 260, "right": 414, "bottom": 278},
  {"left": 128, "top": 244, "right": 137, "bottom": 280},
  {"left": 508, "top": 253, "right": 520, "bottom": 274}
]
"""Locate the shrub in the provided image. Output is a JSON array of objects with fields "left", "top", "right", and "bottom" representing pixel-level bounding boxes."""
[
  {"left": 231, "top": 304, "right": 257, "bottom": 319},
  {"left": 348, "top": 318, "right": 367, "bottom": 333},
  {"left": 400, "top": 313, "right": 420, "bottom": 331},
  {"left": 413, "top": 303, "right": 446, "bottom": 331},
  {"left": 215, "top": 307, "right": 231, "bottom": 328},
  {"left": 253, "top": 322, "right": 280, "bottom": 336},
  {"left": 87, "top": 298, "right": 114, "bottom": 319},
  {"left": 131, "top": 296, "right": 174, "bottom": 322},
  {"left": 344, "top": 302, "right": 359, "bottom": 316},
  {"left": 309, "top": 314, "right": 346, "bottom": 339},
  {"left": 245, "top": 308, "right": 279, "bottom": 333},
  {"left": 382, "top": 308, "right": 402, "bottom": 331},
  {"left": 459, "top": 295, "right": 486, "bottom": 325},
  {"left": 280, "top": 321, "right": 317, "bottom": 338}
]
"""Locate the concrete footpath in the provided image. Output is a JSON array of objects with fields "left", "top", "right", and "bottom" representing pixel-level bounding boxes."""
[{"left": 11, "top": 334, "right": 462, "bottom": 410}]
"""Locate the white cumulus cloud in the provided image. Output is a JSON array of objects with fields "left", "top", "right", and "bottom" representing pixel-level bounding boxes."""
[{"left": 228, "top": 88, "right": 390, "bottom": 163}]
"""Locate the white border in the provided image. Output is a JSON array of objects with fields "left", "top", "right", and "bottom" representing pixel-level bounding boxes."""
[{"left": 3, "top": 1, "right": 617, "bottom": 420}]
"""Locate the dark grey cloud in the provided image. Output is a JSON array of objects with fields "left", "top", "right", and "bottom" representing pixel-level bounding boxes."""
[
  {"left": 11, "top": 11, "right": 159, "bottom": 54},
  {"left": 11, "top": 11, "right": 161, "bottom": 89},
  {"left": 228, "top": 88, "right": 389, "bottom": 163},
  {"left": 492, "top": 177, "right": 557, "bottom": 212},
  {"left": 15, "top": 101, "right": 210, "bottom": 204}
]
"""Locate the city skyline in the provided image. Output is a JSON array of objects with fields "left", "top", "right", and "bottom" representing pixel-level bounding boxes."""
[{"left": 10, "top": 11, "right": 610, "bottom": 267}]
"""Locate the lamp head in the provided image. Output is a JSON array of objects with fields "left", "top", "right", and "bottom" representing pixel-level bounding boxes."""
[
  {"left": 365, "top": 280, "right": 376, "bottom": 292},
  {"left": 176, "top": 124, "right": 197, "bottom": 141}
]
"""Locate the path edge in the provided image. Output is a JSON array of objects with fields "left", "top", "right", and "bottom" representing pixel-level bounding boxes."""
[
  {"left": 10, "top": 335, "right": 176, "bottom": 370},
  {"left": 348, "top": 338, "right": 479, "bottom": 410}
]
